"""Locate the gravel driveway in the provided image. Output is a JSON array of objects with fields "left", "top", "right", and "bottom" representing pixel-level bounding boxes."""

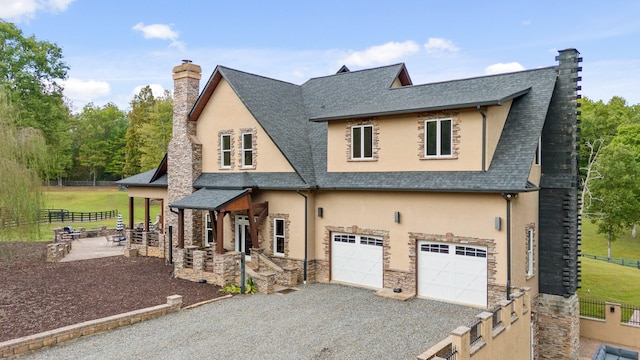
[{"left": 25, "top": 283, "right": 480, "bottom": 360}]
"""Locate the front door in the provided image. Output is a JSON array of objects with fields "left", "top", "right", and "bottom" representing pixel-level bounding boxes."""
[{"left": 235, "top": 215, "right": 251, "bottom": 256}]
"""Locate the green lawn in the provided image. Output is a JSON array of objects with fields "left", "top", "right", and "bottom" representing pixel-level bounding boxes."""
[
  {"left": 577, "top": 257, "right": 640, "bottom": 304},
  {"left": 579, "top": 217, "right": 640, "bottom": 305},
  {"left": 27, "top": 186, "right": 161, "bottom": 241},
  {"left": 581, "top": 219, "right": 640, "bottom": 260}
]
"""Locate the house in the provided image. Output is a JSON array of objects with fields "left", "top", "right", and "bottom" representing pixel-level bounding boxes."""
[{"left": 117, "top": 49, "right": 581, "bottom": 359}]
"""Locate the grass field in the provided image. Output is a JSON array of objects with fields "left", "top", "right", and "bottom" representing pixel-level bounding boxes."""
[
  {"left": 579, "top": 218, "right": 640, "bottom": 305},
  {"left": 33, "top": 186, "right": 161, "bottom": 241},
  {"left": 581, "top": 219, "right": 640, "bottom": 260}
]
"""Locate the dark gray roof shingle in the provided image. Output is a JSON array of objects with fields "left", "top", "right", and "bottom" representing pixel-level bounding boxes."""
[
  {"left": 120, "top": 62, "right": 560, "bottom": 194},
  {"left": 169, "top": 188, "right": 248, "bottom": 210}
]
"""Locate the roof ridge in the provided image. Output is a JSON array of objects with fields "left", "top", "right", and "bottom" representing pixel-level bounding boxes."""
[
  {"left": 394, "top": 65, "right": 557, "bottom": 89},
  {"left": 218, "top": 66, "right": 300, "bottom": 87},
  {"left": 303, "top": 63, "right": 405, "bottom": 83}
]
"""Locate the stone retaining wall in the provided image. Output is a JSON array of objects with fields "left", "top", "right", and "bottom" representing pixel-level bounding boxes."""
[
  {"left": 46, "top": 241, "right": 72, "bottom": 262},
  {"left": 0, "top": 295, "right": 182, "bottom": 359}
]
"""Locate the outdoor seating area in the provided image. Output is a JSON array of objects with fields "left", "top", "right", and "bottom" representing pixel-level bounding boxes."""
[
  {"left": 592, "top": 344, "right": 639, "bottom": 360},
  {"left": 107, "top": 234, "right": 126, "bottom": 246}
]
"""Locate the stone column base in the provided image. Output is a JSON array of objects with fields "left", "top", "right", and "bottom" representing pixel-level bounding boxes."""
[{"left": 537, "top": 293, "right": 580, "bottom": 360}]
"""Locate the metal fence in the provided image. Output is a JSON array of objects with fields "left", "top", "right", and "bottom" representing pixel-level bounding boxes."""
[
  {"left": 621, "top": 303, "right": 640, "bottom": 326},
  {"left": 469, "top": 320, "right": 482, "bottom": 346},
  {"left": 579, "top": 297, "right": 606, "bottom": 320},
  {"left": 434, "top": 345, "right": 457, "bottom": 360},
  {"left": 582, "top": 254, "right": 640, "bottom": 269}
]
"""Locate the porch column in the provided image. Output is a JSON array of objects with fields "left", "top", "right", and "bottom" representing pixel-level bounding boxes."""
[
  {"left": 247, "top": 194, "right": 259, "bottom": 249},
  {"left": 216, "top": 211, "right": 224, "bottom": 255},
  {"left": 128, "top": 197, "right": 134, "bottom": 230},
  {"left": 160, "top": 199, "right": 165, "bottom": 233},
  {"left": 178, "top": 208, "right": 185, "bottom": 248},
  {"left": 209, "top": 210, "right": 216, "bottom": 242},
  {"left": 144, "top": 198, "right": 150, "bottom": 232}
]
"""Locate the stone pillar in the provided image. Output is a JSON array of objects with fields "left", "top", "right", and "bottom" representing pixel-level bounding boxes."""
[
  {"left": 537, "top": 293, "right": 579, "bottom": 360},
  {"left": 167, "top": 60, "right": 202, "bottom": 250}
]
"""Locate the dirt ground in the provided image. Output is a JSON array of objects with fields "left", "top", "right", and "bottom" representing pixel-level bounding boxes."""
[{"left": 0, "top": 241, "right": 224, "bottom": 342}]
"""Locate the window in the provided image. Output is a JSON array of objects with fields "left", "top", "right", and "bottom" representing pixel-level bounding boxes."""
[
  {"left": 274, "top": 218, "right": 285, "bottom": 256},
  {"left": 527, "top": 228, "right": 534, "bottom": 276},
  {"left": 421, "top": 243, "right": 449, "bottom": 254},
  {"left": 534, "top": 136, "right": 541, "bottom": 165},
  {"left": 351, "top": 125, "right": 373, "bottom": 160},
  {"left": 425, "top": 119, "right": 452, "bottom": 157},
  {"left": 220, "top": 134, "right": 231, "bottom": 168},
  {"left": 333, "top": 234, "right": 356, "bottom": 243},
  {"left": 241, "top": 132, "right": 253, "bottom": 167},
  {"left": 455, "top": 246, "right": 487, "bottom": 258},
  {"left": 205, "top": 213, "right": 214, "bottom": 247},
  {"left": 360, "top": 236, "right": 383, "bottom": 247}
]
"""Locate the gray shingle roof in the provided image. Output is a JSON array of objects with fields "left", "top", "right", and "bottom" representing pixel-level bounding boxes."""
[
  {"left": 116, "top": 169, "right": 167, "bottom": 187},
  {"left": 169, "top": 188, "right": 248, "bottom": 210},
  {"left": 120, "top": 62, "right": 561, "bottom": 194}
]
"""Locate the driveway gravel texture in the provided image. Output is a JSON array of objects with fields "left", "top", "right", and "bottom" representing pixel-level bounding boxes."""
[{"left": 24, "top": 283, "right": 480, "bottom": 360}]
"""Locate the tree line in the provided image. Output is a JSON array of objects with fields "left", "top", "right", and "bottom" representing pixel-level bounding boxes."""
[
  {"left": 0, "top": 21, "right": 171, "bottom": 238},
  {"left": 580, "top": 96, "right": 640, "bottom": 257}
]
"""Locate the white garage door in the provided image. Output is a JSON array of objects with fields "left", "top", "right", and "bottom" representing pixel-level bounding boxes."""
[
  {"left": 331, "top": 233, "right": 383, "bottom": 289},
  {"left": 418, "top": 242, "right": 487, "bottom": 307}
]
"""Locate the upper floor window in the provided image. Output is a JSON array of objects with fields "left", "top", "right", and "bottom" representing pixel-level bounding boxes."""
[
  {"left": 220, "top": 134, "right": 231, "bottom": 168},
  {"left": 351, "top": 125, "right": 373, "bottom": 160},
  {"left": 425, "top": 118, "right": 452, "bottom": 157},
  {"left": 241, "top": 132, "right": 253, "bottom": 167}
]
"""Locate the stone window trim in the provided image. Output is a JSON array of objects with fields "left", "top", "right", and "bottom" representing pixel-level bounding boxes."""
[
  {"left": 218, "top": 130, "right": 235, "bottom": 170},
  {"left": 417, "top": 112, "right": 460, "bottom": 160},
  {"left": 525, "top": 223, "right": 536, "bottom": 280},
  {"left": 269, "top": 214, "right": 290, "bottom": 257},
  {"left": 408, "top": 232, "right": 497, "bottom": 301},
  {"left": 322, "top": 225, "right": 390, "bottom": 276},
  {"left": 346, "top": 119, "right": 379, "bottom": 162},
  {"left": 239, "top": 128, "right": 257, "bottom": 169}
]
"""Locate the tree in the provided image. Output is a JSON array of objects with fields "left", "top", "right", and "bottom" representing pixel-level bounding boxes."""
[
  {"left": 73, "top": 103, "right": 127, "bottom": 184},
  {"left": 0, "top": 89, "right": 50, "bottom": 240},
  {"left": 0, "top": 21, "right": 72, "bottom": 182},
  {"left": 123, "top": 86, "right": 173, "bottom": 176},
  {"left": 589, "top": 143, "right": 640, "bottom": 259}
]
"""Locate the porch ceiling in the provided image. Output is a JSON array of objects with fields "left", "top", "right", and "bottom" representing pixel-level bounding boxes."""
[{"left": 169, "top": 188, "right": 248, "bottom": 211}]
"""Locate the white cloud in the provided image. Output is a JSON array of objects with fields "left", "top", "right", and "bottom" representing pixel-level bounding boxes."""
[
  {"left": 132, "top": 22, "right": 185, "bottom": 50},
  {"left": 484, "top": 62, "right": 526, "bottom": 75},
  {"left": 0, "top": 0, "right": 74, "bottom": 21},
  {"left": 132, "top": 84, "right": 166, "bottom": 99},
  {"left": 63, "top": 78, "right": 110, "bottom": 102},
  {"left": 423, "top": 38, "right": 460, "bottom": 54},
  {"left": 339, "top": 41, "right": 420, "bottom": 67}
]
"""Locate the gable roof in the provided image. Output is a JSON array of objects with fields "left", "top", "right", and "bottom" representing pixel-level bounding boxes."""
[{"left": 120, "top": 61, "right": 561, "bottom": 194}]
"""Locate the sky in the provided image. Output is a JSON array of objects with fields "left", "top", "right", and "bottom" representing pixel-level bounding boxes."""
[{"left": 1, "top": 0, "right": 639, "bottom": 112}]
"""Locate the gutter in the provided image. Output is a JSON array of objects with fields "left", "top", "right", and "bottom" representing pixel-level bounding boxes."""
[
  {"left": 296, "top": 190, "right": 309, "bottom": 284},
  {"left": 477, "top": 106, "right": 487, "bottom": 172},
  {"left": 501, "top": 193, "right": 518, "bottom": 300}
]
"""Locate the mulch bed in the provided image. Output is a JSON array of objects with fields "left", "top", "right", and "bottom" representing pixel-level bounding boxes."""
[{"left": 0, "top": 242, "right": 224, "bottom": 343}]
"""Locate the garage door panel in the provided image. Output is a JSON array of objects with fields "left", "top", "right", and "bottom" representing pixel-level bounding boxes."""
[
  {"left": 418, "top": 241, "right": 487, "bottom": 307},
  {"left": 332, "top": 233, "right": 383, "bottom": 289}
]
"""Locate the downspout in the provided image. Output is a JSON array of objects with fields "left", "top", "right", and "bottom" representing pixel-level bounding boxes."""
[
  {"left": 502, "top": 193, "right": 516, "bottom": 300},
  {"left": 296, "top": 190, "right": 308, "bottom": 284},
  {"left": 477, "top": 106, "right": 487, "bottom": 172}
]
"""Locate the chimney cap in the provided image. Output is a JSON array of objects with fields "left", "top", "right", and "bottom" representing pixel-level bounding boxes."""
[{"left": 181, "top": 59, "right": 192, "bottom": 64}]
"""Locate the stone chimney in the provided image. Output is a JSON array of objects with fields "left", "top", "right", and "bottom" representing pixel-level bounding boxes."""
[
  {"left": 167, "top": 60, "right": 203, "bottom": 248},
  {"left": 537, "top": 49, "right": 582, "bottom": 360}
]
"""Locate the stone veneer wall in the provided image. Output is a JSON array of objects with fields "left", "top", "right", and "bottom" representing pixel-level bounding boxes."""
[
  {"left": 537, "top": 293, "right": 579, "bottom": 360},
  {"left": 173, "top": 248, "right": 241, "bottom": 287},
  {"left": 167, "top": 62, "right": 202, "bottom": 250}
]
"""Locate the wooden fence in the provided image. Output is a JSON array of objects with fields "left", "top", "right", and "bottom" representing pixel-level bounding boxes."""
[{"left": 0, "top": 208, "right": 119, "bottom": 227}]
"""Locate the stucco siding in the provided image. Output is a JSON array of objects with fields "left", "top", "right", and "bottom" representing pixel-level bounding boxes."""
[{"left": 196, "top": 78, "right": 295, "bottom": 173}]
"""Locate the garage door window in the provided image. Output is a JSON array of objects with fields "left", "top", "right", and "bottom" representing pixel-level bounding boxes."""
[
  {"left": 334, "top": 234, "right": 356, "bottom": 243},
  {"left": 360, "top": 236, "right": 382, "bottom": 246},
  {"left": 421, "top": 243, "right": 449, "bottom": 253},
  {"left": 455, "top": 246, "right": 487, "bottom": 258}
]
